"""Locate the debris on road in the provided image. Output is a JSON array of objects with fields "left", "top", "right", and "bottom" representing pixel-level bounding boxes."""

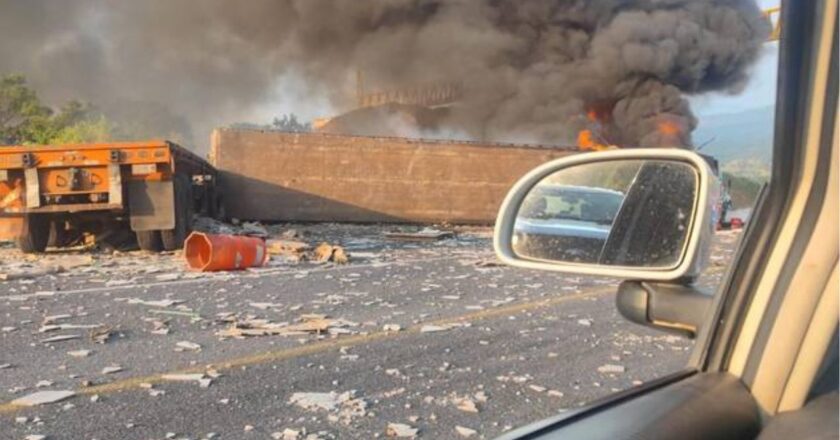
[
  {"left": 313, "top": 243, "right": 349, "bottom": 264},
  {"left": 267, "top": 239, "right": 311, "bottom": 261},
  {"left": 384, "top": 228, "right": 454, "bottom": 241},
  {"left": 455, "top": 397, "right": 479, "bottom": 413},
  {"left": 289, "top": 390, "right": 367, "bottom": 424},
  {"left": 386, "top": 422, "right": 419, "bottom": 438},
  {"left": 126, "top": 298, "right": 185, "bottom": 308},
  {"left": 528, "top": 385, "right": 547, "bottom": 393},
  {"left": 218, "top": 314, "right": 357, "bottom": 338},
  {"left": 102, "top": 365, "right": 124, "bottom": 374},
  {"left": 241, "top": 221, "right": 269, "bottom": 237},
  {"left": 89, "top": 325, "right": 115, "bottom": 344},
  {"left": 39, "top": 334, "right": 81, "bottom": 344},
  {"left": 11, "top": 390, "right": 75, "bottom": 407},
  {"left": 274, "top": 428, "right": 302, "bottom": 439},
  {"left": 597, "top": 364, "right": 626, "bottom": 374},
  {"left": 420, "top": 322, "right": 470, "bottom": 333},
  {"left": 455, "top": 426, "right": 478, "bottom": 437},
  {"left": 39, "top": 323, "right": 100, "bottom": 332},
  {"left": 0, "top": 265, "right": 61, "bottom": 281},
  {"left": 175, "top": 341, "right": 202, "bottom": 351},
  {"left": 161, "top": 373, "right": 207, "bottom": 382}
]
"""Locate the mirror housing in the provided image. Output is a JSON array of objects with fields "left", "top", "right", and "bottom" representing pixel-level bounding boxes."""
[
  {"left": 494, "top": 149, "right": 720, "bottom": 282},
  {"left": 616, "top": 281, "right": 713, "bottom": 338}
]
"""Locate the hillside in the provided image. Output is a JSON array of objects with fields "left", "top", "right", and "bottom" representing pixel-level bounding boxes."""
[{"left": 694, "top": 105, "right": 774, "bottom": 171}]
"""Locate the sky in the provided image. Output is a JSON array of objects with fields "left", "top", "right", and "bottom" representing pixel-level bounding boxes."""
[
  {"left": 692, "top": 0, "right": 781, "bottom": 117},
  {"left": 690, "top": 41, "right": 779, "bottom": 117}
]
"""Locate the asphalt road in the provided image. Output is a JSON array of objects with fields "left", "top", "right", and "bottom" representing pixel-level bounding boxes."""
[{"left": 0, "top": 225, "right": 740, "bottom": 440}]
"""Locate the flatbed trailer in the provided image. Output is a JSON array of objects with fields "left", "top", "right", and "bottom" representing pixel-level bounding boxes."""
[{"left": 0, "top": 140, "right": 222, "bottom": 252}]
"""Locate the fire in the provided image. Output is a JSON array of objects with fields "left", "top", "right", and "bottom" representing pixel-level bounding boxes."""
[
  {"left": 657, "top": 120, "right": 681, "bottom": 136},
  {"left": 577, "top": 129, "right": 611, "bottom": 151},
  {"left": 578, "top": 101, "right": 615, "bottom": 150}
]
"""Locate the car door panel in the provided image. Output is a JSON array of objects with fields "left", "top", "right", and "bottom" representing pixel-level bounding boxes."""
[{"left": 498, "top": 373, "right": 760, "bottom": 440}]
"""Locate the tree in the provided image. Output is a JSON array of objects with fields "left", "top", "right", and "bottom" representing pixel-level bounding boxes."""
[
  {"left": 271, "top": 114, "right": 311, "bottom": 132},
  {"left": 0, "top": 74, "right": 114, "bottom": 145},
  {"left": 0, "top": 74, "right": 51, "bottom": 145}
]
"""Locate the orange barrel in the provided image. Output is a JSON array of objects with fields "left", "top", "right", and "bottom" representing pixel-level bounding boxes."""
[{"left": 184, "top": 232, "right": 268, "bottom": 271}]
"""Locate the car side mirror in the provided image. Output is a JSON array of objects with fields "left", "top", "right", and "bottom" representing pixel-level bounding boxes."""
[{"left": 494, "top": 149, "right": 722, "bottom": 336}]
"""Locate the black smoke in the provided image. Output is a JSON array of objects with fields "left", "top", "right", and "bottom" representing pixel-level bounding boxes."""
[{"left": 0, "top": 0, "right": 770, "bottom": 149}]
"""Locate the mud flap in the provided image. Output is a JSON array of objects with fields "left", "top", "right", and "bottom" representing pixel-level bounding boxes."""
[{"left": 128, "top": 180, "right": 175, "bottom": 232}]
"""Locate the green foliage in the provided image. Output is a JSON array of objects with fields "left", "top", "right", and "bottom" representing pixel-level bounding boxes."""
[{"left": 0, "top": 74, "right": 114, "bottom": 145}]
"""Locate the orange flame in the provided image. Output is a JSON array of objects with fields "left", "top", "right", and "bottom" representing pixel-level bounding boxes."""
[
  {"left": 657, "top": 120, "right": 681, "bottom": 136},
  {"left": 577, "top": 129, "right": 611, "bottom": 151}
]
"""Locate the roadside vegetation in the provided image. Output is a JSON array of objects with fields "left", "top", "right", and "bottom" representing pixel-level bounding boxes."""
[{"left": 0, "top": 74, "right": 115, "bottom": 146}]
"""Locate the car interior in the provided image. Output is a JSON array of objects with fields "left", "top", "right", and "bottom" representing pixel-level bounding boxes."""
[{"left": 494, "top": 0, "right": 838, "bottom": 438}]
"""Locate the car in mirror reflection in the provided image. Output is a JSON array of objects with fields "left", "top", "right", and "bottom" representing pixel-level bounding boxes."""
[{"left": 512, "top": 184, "right": 624, "bottom": 264}]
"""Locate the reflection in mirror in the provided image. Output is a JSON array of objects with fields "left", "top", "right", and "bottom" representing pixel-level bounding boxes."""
[{"left": 512, "top": 160, "right": 697, "bottom": 268}]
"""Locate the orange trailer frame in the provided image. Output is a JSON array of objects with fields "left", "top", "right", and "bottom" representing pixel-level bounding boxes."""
[{"left": 0, "top": 140, "right": 219, "bottom": 252}]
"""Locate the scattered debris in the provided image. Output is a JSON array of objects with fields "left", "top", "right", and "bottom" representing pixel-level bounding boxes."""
[
  {"left": 384, "top": 228, "right": 454, "bottom": 241},
  {"left": 154, "top": 273, "right": 181, "bottom": 282},
  {"left": 161, "top": 373, "right": 207, "bottom": 382},
  {"left": 90, "top": 326, "right": 115, "bottom": 344},
  {"left": 471, "top": 259, "right": 504, "bottom": 268},
  {"left": 12, "top": 390, "right": 75, "bottom": 407},
  {"left": 102, "top": 366, "right": 124, "bottom": 374},
  {"left": 419, "top": 322, "right": 469, "bottom": 333},
  {"left": 274, "top": 428, "right": 301, "bottom": 439},
  {"left": 218, "top": 314, "right": 356, "bottom": 338},
  {"left": 40, "top": 334, "right": 81, "bottom": 344},
  {"left": 126, "top": 298, "right": 185, "bottom": 308},
  {"left": 577, "top": 319, "right": 593, "bottom": 327},
  {"left": 267, "top": 239, "right": 311, "bottom": 259},
  {"left": 241, "top": 221, "right": 269, "bottom": 237},
  {"left": 455, "top": 397, "right": 479, "bottom": 413},
  {"left": 313, "top": 243, "right": 349, "bottom": 264},
  {"left": 0, "top": 265, "right": 61, "bottom": 281},
  {"left": 597, "top": 364, "right": 626, "bottom": 374},
  {"left": 176, "top": 341, "right": 202, "bottom": 351},
  {"left": 455, "top": 426, "right": 478, "bottom": 438},
  {"left": 39, "top": 323, "right": 101, "bottom": 333},
  {"left": 289, "top": 391, "right": 367, "bottom": 424},
  {"left": 386, "top": 423, "right": 419, "bottom": 438},
  {"left": 382, "top": 324, "right": 402, "bottom": 332},
  {"left": 528, "top": 385, "right": 547, "bottom": 393}
]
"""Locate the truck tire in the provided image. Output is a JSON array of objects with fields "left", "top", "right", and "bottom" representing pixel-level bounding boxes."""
[
  {"left": 161, "top": 176, "right": 194, "bottom": 251},
  {"left": 136, "top": 230, "right": 163, "bottom": 252},
  {"left": 16, "top": 214, "right": 51, "bottom": 253}
]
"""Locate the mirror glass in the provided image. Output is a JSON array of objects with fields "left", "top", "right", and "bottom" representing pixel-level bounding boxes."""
[{"left": 512, "top": 159, "right": 697, "bottom": 268}]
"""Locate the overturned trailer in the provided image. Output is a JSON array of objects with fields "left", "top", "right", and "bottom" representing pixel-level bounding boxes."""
[{"left": 210, "top": 129, "right": 577, "bottom": 224}]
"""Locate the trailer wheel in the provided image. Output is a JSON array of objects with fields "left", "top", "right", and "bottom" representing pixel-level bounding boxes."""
[
  {"left": 161, "top": 175, "right": 194, "bottom": 251},
  {"left": 136, "top": 230, "right": 163, "bottom": 252},
  {"left": 16, "top": 214, "right": 51, "bottom": 253}
]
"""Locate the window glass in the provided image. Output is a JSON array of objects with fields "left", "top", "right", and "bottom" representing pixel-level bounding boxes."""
[{"left": 0, "top": 1, "right": 780, "bottom": 438}]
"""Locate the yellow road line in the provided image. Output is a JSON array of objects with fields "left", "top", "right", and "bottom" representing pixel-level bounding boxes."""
[{"left": 0, "top": 285, "right": 614, "bottom": 415}]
